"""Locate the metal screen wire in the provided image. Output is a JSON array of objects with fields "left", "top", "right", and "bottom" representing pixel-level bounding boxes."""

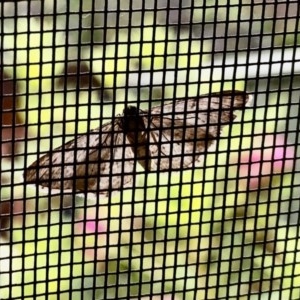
[{"left": 0, "top": 1, "right": 300, "bottom": 299}]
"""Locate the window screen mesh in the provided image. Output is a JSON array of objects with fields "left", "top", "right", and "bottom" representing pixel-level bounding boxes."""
[{"left": 0, "top": 1, "right": 300, "bottom": 299}]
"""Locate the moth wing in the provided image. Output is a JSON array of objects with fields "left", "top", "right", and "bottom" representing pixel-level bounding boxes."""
[
  {"left": 145, "top": 91, "right": 250, "bottom": 170},
  {"left": 25, "top": 121, "right": 136, "bottom": 194},
  {"left": 79, "top": 123, "right": 136, "bottom": 193}
]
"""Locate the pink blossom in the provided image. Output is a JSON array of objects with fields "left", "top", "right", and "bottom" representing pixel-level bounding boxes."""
[
  {"left": 237, "top": 134, "right": 295, "bottom": 190},
  {"left": 74, "top": 212, "right": 108, "bottom": 270}
]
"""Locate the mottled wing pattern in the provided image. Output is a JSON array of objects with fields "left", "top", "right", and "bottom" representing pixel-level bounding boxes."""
[
  {"left": 25, "top": 91, "right": 249, "bottom": 193},
  {"left": 143, "top": 91, "right": 249, "bottom": 170},
  {"left": 25, "top": 120, "right": 136, "bottom": 193}
]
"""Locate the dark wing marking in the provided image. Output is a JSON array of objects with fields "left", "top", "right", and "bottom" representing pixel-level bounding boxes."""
[
  {"left": 25, "top": 120, "right": 136, "bottom": 194},
  {"left": 142, "top": 91, "right": 250, "bottom": 170}
]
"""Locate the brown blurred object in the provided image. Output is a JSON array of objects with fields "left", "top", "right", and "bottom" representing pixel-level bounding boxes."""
[
  {"left": 0, "top": 198, "right": 26, "bottom": 238},
  {"left": 1, "top": 71, "right": 25, "bottom": 238},
  {"left": 57, "top": 62, "right": 101, "bottom": 91},
  {"left": 1, "top": 70, "right": 25, "bottom": 159},
  {"left": 0, "top": 200, "right": 11, "bottom": 238}
]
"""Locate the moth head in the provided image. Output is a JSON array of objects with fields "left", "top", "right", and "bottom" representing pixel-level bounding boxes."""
[{"left": 123, "top": 105, "right": 140, "bottom": 117}]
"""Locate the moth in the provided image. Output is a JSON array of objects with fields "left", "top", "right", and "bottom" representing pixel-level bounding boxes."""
[{"left": 25, "top": 91, "right": 251, "bottom": 194}]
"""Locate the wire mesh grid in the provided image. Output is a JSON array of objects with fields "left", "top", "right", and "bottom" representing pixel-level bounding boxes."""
[{"left": 0, "top": 1, "right": 300, "bottom": 299}]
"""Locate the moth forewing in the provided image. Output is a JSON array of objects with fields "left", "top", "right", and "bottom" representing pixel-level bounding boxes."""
[
  {"left": 25, "top": 122, "right": 137, "bottom": 193},
  {"left": 24, "top": 90, "right": 251, "bottom": 194},
  {"left": 142, "top": 91, "right": 251, "bottom": 171}
]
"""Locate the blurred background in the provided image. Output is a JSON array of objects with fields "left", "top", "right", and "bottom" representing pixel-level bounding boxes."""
[{"left": 0, "top": 1, "right": 300, "bottom": 299}]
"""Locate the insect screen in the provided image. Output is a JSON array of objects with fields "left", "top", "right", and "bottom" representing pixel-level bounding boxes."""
[{"left": 0, "top": 1, "right": 299, "bottom": 299}]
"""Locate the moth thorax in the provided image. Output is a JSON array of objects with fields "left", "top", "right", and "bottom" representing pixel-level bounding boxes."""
[{"left": 122, "top": 106, "right": 146, "bottom": 135}]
